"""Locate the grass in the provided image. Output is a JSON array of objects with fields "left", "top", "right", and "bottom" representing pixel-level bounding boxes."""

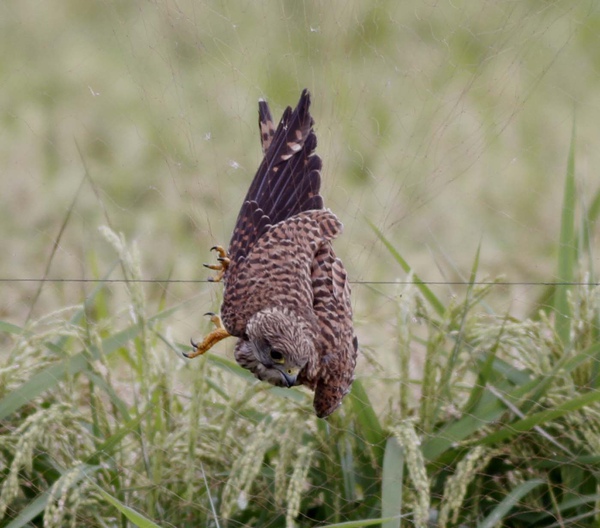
[
  {"left": 2, "top": 141, "right": 600, "bottom": 526},
  {"left": 2, "top": 1, "right": 600, "bottom": 527}
]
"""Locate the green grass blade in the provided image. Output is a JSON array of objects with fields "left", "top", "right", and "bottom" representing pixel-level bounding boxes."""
[
  {"left": 381, "top": 436, "right": 403, "bottom": 528},
  {"left": 85, "top": 411, "right": 148, "bottom": 464},
  {"left": 5, "top": 464, "right": 100, "bottom": 528},
  {"left": 586, "top": 184, "right": 600, "bottom": 223},
  {"left": 324, "top": 518, "right": 402, "bottom": 528},
  {"left": 0, "top": 323, "right": 141, "bottom": 420},
  {"left": 0, "top": 321, "right": 28, "bottom": 336},
  {"left": 423, "top": 343, "right": 600, "bottom": 462},
  {"left": 468, "top": 239, "right": 482, "bottom": 285},
  {"left": 0, "top": 300, "right": 179, "bottom": 422},
  {"left": 348, "top": 379, "right": 385, "bottom": 464},
  {"left": 85, "top": 371, "right": 132, "bottom": 422},
  {"left": 367, "top": 219, "right": 445, "bottom": 316},
  {"left": 527, "top": 493, "right": 600, "bottom": 525},
  {"left": 480, "top": 388, "right": 600, "bottom": 445},
  {"left": 3, "top": 492, "right": 49, "bottom": 528},
  {"left": 423, "top": 412, "right": 489, "bottom": 463},
  {"left": 423, "top": 375, "right": 536, "bottom": 461},
  {"left": 477, "top": 479, "right": 545, "bottom": 528},
  {"left": 438, "top": 241, "right": 481, "bottom": 408},
  {"left": 580, "top": 187, "right": 600, "bottom": 271},
  {"left": 519, "top": 341, "right": 600, "bottom": 414},
  {"left": 462, "top": 316, "right": 506, "bottom": 415},
  {"left": 93, "top": 484, "right": 163, "bottom": 528},
  {"left": 579, "top": 179, "right": 600, "bottom": 290},
  {"left": 554, "top": 118, "right": 577, "bottom": 346}
]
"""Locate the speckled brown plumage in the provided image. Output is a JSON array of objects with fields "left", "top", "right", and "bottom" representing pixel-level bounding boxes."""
[{"left": 197, "top": 90, "right": 357, "bottom": 418}]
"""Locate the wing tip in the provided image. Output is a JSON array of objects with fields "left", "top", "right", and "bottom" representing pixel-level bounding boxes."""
[{"left": 258, "top": 99, "right": 275, "bottom": 154}]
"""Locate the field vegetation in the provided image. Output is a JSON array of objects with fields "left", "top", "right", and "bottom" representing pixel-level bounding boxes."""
[{"left": 1, "top": 1, "right": 600, "bottom": 526}]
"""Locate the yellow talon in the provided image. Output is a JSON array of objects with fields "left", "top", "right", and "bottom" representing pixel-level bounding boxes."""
[
  {"left": 203, "top": 245, "right": 230, "bottom": 282},
  {"left": 186, "top": 312, "right": 231, "bottom": 359}
]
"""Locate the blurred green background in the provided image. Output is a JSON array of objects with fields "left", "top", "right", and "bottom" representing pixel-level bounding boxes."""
[
  {"left": 3, "top": 2, "right": 600, "bottom": 526},
  {"left": 2, "top": 0, "right": 599, "bottom": 349}
]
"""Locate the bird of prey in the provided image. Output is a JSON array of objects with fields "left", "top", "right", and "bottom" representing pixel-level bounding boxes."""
[{"left": 187, "top": 89, "right": 357, "bottom": 418}]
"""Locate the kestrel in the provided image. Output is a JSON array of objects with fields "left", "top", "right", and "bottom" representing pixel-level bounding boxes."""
[{"left": 188, "top": 89, "right": 357, "bottom": 418}]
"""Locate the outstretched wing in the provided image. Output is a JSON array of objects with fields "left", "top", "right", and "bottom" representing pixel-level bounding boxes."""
[{"left": 227, "top": 89, "right": 324, "bottom": 266}]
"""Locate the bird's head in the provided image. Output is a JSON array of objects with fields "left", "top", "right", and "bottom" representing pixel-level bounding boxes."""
[{"left": 245, "top": 306, "right": 316, "bottom": 387}]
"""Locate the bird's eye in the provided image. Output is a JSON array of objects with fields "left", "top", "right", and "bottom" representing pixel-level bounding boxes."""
[{"left": 270, "top": 350, "right": 284, "bottom": 364}]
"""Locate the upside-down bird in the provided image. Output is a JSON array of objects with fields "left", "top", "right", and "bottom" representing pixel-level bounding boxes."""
[{"left": 187, "top": 89, "right": 357, "bottom": 418}]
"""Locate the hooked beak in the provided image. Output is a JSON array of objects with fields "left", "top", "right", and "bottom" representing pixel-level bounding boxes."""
[{"left": 281, "top": 367, "right": 300, "bottom": 387}]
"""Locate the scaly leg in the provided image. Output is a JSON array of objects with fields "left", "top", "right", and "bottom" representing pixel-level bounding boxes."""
[
  {"left": 185, "top": 312, "right": 230, "bottom": 358},
  {"left": 203, "top": 245, "right": 231, "bottom": 282}
]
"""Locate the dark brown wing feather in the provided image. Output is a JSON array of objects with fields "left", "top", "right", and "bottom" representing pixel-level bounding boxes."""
[
  {"left": 228, "top": 89, "right": 323, "bottom": 265},
  {"left": 258, "top": 99, "right": 276, "bottom": 154}
]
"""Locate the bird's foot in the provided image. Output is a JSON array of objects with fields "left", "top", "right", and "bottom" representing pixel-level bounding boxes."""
[
  {"left": 203, "top": 245, "right": 230, "bottom": 282},
  {"left": 186, "top": 312, "right": 230, "bottom": 359}
]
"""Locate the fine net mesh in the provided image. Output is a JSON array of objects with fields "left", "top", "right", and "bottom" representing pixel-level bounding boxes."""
[{"left": 1, "top": 1, "right": 600, "bottom": 527}]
